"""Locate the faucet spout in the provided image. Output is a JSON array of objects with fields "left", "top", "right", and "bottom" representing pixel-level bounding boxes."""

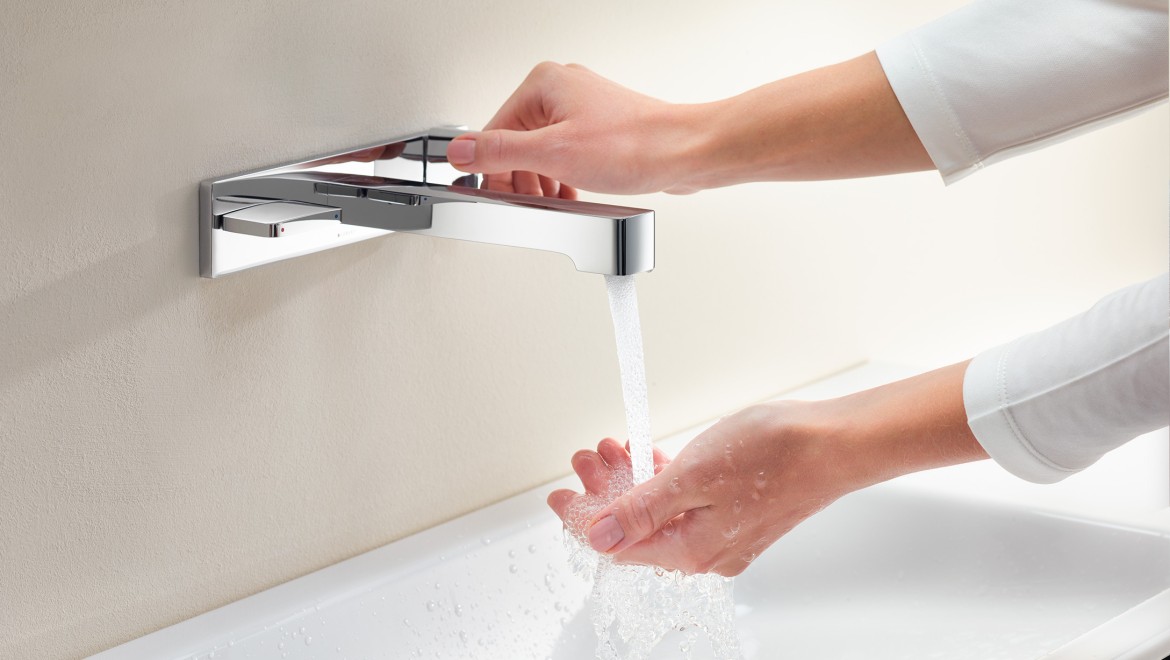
[{"left": 415, "top": 185, "right": 653, "bottom": 275}]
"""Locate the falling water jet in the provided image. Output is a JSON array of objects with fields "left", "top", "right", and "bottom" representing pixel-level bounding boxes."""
[{"left": 557, "top": 275, "right": 742, "bottom": 660}]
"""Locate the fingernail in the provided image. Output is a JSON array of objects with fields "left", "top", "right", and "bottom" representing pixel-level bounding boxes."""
[
  {"left": 588, "top": 515, "right": 624, "bottom": 552},
  {"left": 447, "top": 138, "right": 475, "bottom": 165}
]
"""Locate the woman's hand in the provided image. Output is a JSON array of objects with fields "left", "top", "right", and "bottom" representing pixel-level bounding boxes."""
[
  {"left": 549, "top": 401, "right": 854, "bottom": 577},
  {"left": 446, "top": 62, "right": 704, "bottom": 197},
  {"left": 548, "top": 361, "right": 987, "bottom": 577},
  {"left": 447, "top": 54, "right": 932, "bottom": 199}
]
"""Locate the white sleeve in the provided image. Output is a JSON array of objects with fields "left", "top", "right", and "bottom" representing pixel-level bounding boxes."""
[
  {"left": 875, "top": 0, "right": 1169, "bottom": 184},
  {"left": 963, "top": 274, "right": 1170, "bottom": 483}
]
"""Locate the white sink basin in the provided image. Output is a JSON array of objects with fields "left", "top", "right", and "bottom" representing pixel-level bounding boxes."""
[
  {"left": 735, "top": 488, "right": 1170, "bottom": 660},
  {"left": 94, "top": 366, "right": 1170, "bottom": 660}
]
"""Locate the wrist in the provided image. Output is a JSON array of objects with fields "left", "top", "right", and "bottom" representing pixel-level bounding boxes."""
[
  {"left": 740, "top": 400, "right": 871, "bottom": 502},
  {"left": 798, "top": 398, "right": 884, "bottom": 499},
  {"left": 646, "top": 100, "right": 728, "bottom": 194},
  {"left": 824, "top": 361, "right": 988, "bottom": 491},
  {"left": 669, "top": 96, "right": 764, "bottom": 193},
  {"left": 664, "top": 89, "right": 809, "bottom": 192}
]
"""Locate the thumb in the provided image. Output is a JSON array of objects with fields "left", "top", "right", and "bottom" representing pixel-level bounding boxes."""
[
  {"left": 445, "top": 128, "right": 553, "bottom": 175},
  {"left": 587, "top": 468, "right": 696, "bottom": 554}
]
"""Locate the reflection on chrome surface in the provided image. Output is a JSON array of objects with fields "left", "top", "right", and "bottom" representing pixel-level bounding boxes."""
[{"left": 200, "top": 127, "right": 653, "bottom": 277}]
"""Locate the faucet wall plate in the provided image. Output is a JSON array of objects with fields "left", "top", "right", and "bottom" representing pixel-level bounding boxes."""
[
  {"left": 199, "top": 128, "right": 471, "bottom": 278},
  {"left": 199, "top": 127, "right": 654, "bottom": 278}
]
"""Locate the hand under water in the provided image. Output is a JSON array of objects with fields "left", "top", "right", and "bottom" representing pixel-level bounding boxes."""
[
  {"left": 548, "top": 402, "right": 849, "bottom": 577},
  {"left": 548, "top": 363, "right": 987, "bottom": 577}
]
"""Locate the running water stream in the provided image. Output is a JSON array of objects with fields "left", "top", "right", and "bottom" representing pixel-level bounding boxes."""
[
  {"left": 602, "top": 275, "right": 655, "bottom": 484},
  {"left": 560, "top": 275, "right": 742, "bottom": 660}
]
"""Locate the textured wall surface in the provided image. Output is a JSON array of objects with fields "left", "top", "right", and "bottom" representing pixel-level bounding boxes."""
[{"left": 0, "top": 1, "right": 1165, "bottom": 658}]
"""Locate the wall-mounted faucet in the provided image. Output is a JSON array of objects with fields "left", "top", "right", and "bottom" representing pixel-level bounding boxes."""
[{"left": 199, "top": 128, "right": 654, "bottom": 277}]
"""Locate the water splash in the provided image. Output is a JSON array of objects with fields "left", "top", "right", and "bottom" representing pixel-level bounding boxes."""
[
  {"left": 562, "top": 461, "right": 741, "bottom": 660},
  {"left": 559, "top": 275, "right": 742, "bottom": 660}
]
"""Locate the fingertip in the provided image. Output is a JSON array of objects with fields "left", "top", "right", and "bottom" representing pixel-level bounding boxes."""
[
  {"left": 571, "top": 450, "right": 612, "bottom": 496},
  {"left": 512, "top": 171, "right": 543, "bottom": 196},
  {"left": 547, "top": 488, "right": 577, "bottom": 519},
  {"left": 586, "top": 502, "right": 615, "bottom": 528},
  {"left": 597, "top": 438, "right": 629, "bottom": 469},
  {"left": 484, "top": 175, "right": 517, "bottom": 193},
  {"left": 446, "top": 135, "right": 477, "bottom": 168},
  {"left": 538, "top": 175, "right": 561, "bottom": 198},
  {"left": 587, "top": 514, "right": 625, "bottom": 553},
  {"left": 598, "top": 437, "right": 623, "bottom": 453},
  {"left": 570, "top": 448, "right": 596, "bottom": 465}
]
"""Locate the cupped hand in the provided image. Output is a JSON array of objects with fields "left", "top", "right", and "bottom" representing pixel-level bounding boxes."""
[
  {"left": 548, "top": 401, "right": 854, "bottom": 577},
  {"left": 445, "top": 62, "right": 704, "bottom": 197},
  {"left": 546, "top": 362, "right": 986, "bottom": 577}
]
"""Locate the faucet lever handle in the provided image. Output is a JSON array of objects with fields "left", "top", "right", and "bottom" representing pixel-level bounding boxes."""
[{"left": 221, "top": 201, "right": 341, "bottom": 238}]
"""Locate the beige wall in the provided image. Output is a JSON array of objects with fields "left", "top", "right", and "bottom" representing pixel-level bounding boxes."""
[{"left": 1, "top": 1, "right": 1164, "bottom": 658}]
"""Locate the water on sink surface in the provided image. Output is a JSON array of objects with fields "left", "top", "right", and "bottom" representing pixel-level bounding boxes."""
[{"left": 129, "top": 481, "right": 1170, "bottom": 660}]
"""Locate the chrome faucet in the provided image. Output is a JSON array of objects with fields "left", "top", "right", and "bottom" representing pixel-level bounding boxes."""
[{"left": 200, "top": 128, "right": 654, "bottom": 277}]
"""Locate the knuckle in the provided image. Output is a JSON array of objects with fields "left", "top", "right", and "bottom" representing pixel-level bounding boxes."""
[
  {"left": 673, "top": 461, "right": 711, "bottom": 495},
  {"left": 621, "top": 492, "right": 658, "bottom": 537},
  {"left": 733, "top": 403, "right": 771, "bottom": 427},
  {"left": 481, "top": 131, "right": 506, "bottom": 167},
  {"left": 531, "top": 60, "right": 562, "bottom": 79}
]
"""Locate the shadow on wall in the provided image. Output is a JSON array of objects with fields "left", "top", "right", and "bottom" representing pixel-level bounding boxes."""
[{"left": 0, "top": 182, "right": 386, "bottom": 389}]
